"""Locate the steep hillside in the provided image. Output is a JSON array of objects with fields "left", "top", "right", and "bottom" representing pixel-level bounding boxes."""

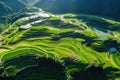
[
  {"left": 0, "top": 7, "right": 120, "bottom": 80},
  {"left": 35, "top": 0, "right": 120, "bottom": 19},
  {"left": 0, "top": 0, "right": 120, "bottom": 19},
  {"left": 0, "top": 1, "right": 12, "bottom": 16},
  {"left": 0, "top": 0, "right": 24, "bottom": 16}
]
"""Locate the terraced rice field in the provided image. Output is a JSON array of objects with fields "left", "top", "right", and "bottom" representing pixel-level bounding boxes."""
[{"left": 0, "top": 8, "right": 120, "bottom": 80}]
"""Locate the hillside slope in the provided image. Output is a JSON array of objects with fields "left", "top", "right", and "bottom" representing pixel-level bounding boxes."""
[{"left": 0, "top": 0, "right": 120, "bottom": 19}]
